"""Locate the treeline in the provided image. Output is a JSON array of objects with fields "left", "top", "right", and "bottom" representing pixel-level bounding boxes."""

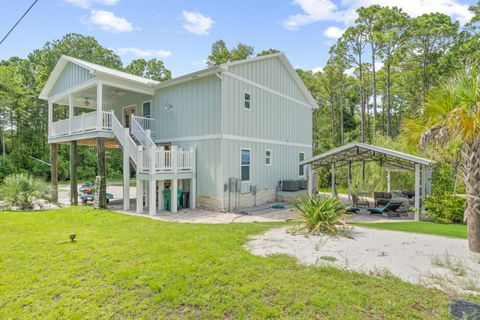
[
  {"left": 307, "top": 3, "right": 480, "bottom": 154},
  {"left": 0, "top": 33, "right": 171, "bottom": 181}
]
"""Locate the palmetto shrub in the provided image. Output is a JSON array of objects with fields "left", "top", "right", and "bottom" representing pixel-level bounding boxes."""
[
  {"left": 0, "top": 173, "right": 52, "bottom": 210},
  {"left": 293, "top": 195, "right": 346, "bottom": 235}
]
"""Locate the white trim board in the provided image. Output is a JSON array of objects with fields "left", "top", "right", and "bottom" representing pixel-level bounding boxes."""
[
  {"left": 222, "top": 71, "right": 315, "bottom": 109},
  {"left": 155, "top": 133, "right": 311, "bottom": 148}
]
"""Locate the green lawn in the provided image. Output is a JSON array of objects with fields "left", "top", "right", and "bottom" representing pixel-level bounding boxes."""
[
  {"left": 352, "top": 222, "right": 468, "bottom": 239},
  {"left": 0, "top": 208, "right": 468, "bottom": 319}
]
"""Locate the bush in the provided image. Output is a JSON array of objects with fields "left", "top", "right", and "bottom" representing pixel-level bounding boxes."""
[
  {"left": 423, "top": 193, "right": 465, "bottom": 224},
  {"left": 293, "top": 195, "right": 346, "bottom": 235},
  {"left": 0, "top": 173, "right": 52, "bottom": 210},
  {"left": 423, "top": 163, "right": 465, "bottom": 224}
]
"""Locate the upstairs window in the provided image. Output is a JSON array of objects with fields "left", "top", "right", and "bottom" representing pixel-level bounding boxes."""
[
  {"left": 142, "top": 101, "right": 151, "bottom": 118},
  {"left": 299, "top": 152, "right": 305, "bottom": 177},
  {"left": 241, "top": 149, "right": 251, "bottom": 182},
  {"left": 244, "top": 92, "right": 251, "bottom": 110},
  {"left": 265, "top": 149, "right": 272, "bottom": 166}
]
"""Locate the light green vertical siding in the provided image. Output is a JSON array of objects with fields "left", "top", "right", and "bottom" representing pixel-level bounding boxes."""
[
  {"left": 222, "top": 140, "right": 311, "bottom": 190},
  {"left": 221, "top": 57, "right": 313, "bottom": 193},
  {"left": 50, "top": 63, "right": 93, "bottom": 96},
  {"left": 151, "top": 74, "right": 222, "bottom": 199},
  {"left": 228, "top": 57, "right": 309, "bottom": 105},
  {"left": 174, "top": 139, "right": 221, "bottom": 196},
  {"left": 103, "top": 93, "right": 150, "bottom": 123},
  {"left": 222, "top": 75, "right": 312, "bottom": 145},
  {"left": 151, "top": 75, "right": 221, "bottom": 139}
]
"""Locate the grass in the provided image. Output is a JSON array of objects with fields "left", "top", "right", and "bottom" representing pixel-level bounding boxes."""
[
  {"left": 0, "top": 208, "right": 471, "bottom": 319},
  {"left": 352, "top": 222, "right": 468, "bottom": 239}
]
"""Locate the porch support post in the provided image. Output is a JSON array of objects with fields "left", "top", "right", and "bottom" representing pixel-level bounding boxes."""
[
  {"left": 68, "top": 94, "right": 73, "bottom": 134},
  {"left": 136, "top": 146, "right": 143, "bottom": 214},
  {"left": 387, "top": 170, "right": 391, "bottom": 193},
  {"left": 158, "top": 180, "right": 164, "bottom": 211},
  {"left": 96, "top": 137, "right": 107, "bottom": 209},
  {"left": 190, "top": 146, "right": 196, "bottom": 209},
  {"left": 307, "top": 164, "right": 313, "bottom": 197},
  {"left": 48, "top": 101, "right": 53, "bottom": 136},
  {"left": 414, "top": 163, "right": 420, "bottom": 221},
  {"left": 70, "top": 141, "right": 78, "bottom": 205},
  {"left": 148, "top": 144, "right": 156, "bottom": 216},
  {"left": 171, "top": 179, "right": 178, "bottom": 213},
  {"left": 96, "top": 81, "right": 103, "bottom": 130},
  {"left": 123, "top": 129, "right": 130, "bottom": 211},
  {"left": 347, "top": 160, "right": 352, "bottom": 201},
  {"left": 331, "top": 162, "right": 337, "bottom": 197},
  {"left": 50, "top": 143, "right": 58, "bottom": 203},
  {"left": 171, "top": 146, "right": 178, "bottom": 213}
]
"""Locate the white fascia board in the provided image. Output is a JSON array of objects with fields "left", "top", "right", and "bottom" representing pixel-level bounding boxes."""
[{"left": 300, "top": 142, "right": 434, "bottom": 166}]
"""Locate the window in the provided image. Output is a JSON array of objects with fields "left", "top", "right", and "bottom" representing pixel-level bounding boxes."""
[
  {"left": 241, "top": 149, "right": 251, "bottom": 182},
  {"left": 299, "top": 152, "right": 305, "bottom": 177},
  {"left": 244, "top": 91, "right": 251, "bottom": 110},
  {"left": 142, "top": 101, "right": 151, "bottom": 118},
  {"left": 265, "top": 149, "right": 272, "bottom": 166}
]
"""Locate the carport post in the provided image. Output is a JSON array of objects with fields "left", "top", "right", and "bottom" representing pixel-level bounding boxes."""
[
  {"left": 414, "top": 163, "right": 420, "bottom": 221},
  {"left": 421, "top": 165, "right": 427, "bottom": 211},
  {"left": 347, "top": 161, "right": 352, "bottom": 201},
  {"left": 387, "top": 170, "right": 391, "bottom": 193}
]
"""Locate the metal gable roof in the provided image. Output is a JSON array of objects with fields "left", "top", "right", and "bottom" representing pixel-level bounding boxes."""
[
  {"left": 300, "top": 142, "right": 434, "bottom": 170},
  {"left": 39, "top": 55, "right": 159, "bottom": 99}
]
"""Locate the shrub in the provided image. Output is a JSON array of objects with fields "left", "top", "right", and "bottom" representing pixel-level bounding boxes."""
[
  {"left": 423, "top": 193, "right": 465, "bottom": 224},
  {"left": 0, "top": 173, "right": 52, "bottom": 210},
  {"left": 423, "top": 163, "right": 465, "bottom": 224},
  {"left": 293, "top": 195, "right": 346, "bottom": 235}
]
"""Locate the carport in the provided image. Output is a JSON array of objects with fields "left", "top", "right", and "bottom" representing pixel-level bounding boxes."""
[{"left": 300, "top": 142, "right": 434, "bottom": 221}]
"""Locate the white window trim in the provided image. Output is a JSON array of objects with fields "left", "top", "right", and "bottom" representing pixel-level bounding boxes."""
[
  {"left": 244, "top": 91, "right": 251, "bottom": 111},
  {"left": 265, "top": 149, "right": 272, "bottom": 166},
  {"left": 241, "top": 148, "right": 251, "bottom": 183},
  {"left": 142, "top": 100, "right": 152, "bottom": 118},
  {"left": 299, "top": 152, "right": 305, "bottom": 177}
]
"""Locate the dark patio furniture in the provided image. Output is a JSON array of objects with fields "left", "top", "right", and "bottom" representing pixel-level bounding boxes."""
[
  {"left": 352, "top": 194, "right": 370, "bottom": 208},
  {"left": 374, "top": 191, "right": 392, "bottom": 207},
  {"left": 367, "top": 200, "right": 405, "bottom": 217}
]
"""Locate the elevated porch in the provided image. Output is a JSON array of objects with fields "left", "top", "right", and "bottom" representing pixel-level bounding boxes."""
[{"left": 47, "top": 80, "right": 196, "bottom": 214}]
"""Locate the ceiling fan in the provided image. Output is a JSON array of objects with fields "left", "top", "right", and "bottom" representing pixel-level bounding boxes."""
[
  {"left": 111, "top": 88, "right": 126, "bottom": 98},
  {"left": 83, "top": 97, "right": 90, "bottom": 107}
]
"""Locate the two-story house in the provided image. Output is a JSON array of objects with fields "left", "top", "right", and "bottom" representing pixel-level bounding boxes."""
[{"left": 39, "top": 52, "right": 318, "bottom": 214}]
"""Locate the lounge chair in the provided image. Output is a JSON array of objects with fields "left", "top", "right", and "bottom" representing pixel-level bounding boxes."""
[
  {"left": 367, "top": 200, "right": 405, "bottom": 217},
  {"left": 352, "top": 194, "right": 370, "bottom": 208}
]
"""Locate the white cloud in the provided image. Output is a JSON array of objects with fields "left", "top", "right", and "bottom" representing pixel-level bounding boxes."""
[
  {"left": 345, "top": 67, "right": 356, "bottom": 77},
  {"left": 117, "top": 47, "right": 171, "bottom": 58},
  {"left": 182, "top": 11, "right": 214, "bottom": 35},
  {"left": 374, "top": 61, "right": 384, "bottom": 72},
  {"left": 324, "top": 26, "right": 345, "bottom": 39},
  {"left": 312, "top": 66, "right": 323, "bottom": 73},
  {"left": 283, "top": 0, "right": 473, "bottom": 30},
  {"left": 64, "top": 0, "right": 118, "bottom": 9},
  {"left": 88, "top": 10, "right": 133, "bottom": 32}
]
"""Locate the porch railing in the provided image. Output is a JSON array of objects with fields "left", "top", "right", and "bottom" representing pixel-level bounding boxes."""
[
  {"left": 133, "top": 115, "right": 155, "bottom": 134},
  {"left": 141, "top": 147, "right": 195, "bottom": 174},
  {"left": 49, "top": 111, "right": 112, "bottom": 137}
]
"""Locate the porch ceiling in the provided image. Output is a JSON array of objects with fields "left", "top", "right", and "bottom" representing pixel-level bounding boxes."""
[{"left": 54, "top": 84, "right": 152, "bottom": 108}]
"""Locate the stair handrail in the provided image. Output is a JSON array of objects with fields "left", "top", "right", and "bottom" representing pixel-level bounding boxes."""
[
  {"left": 131, "top": 115, "right": 156, "bottom": 149},
  {"left": 110, "top": 111, "right": 138, "bottom": 165}
]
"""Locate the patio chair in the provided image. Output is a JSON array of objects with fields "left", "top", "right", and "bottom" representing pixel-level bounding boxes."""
[
  {"left": 352, "top": 194, "right": 370, "bottom": 208},
  {"left": 367, "top": 200, "right": 405, "bottom": 218}
]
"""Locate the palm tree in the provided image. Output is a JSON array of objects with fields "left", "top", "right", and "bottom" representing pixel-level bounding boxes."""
[{"left": 403, "top": 67, "right": 480, "bottom": 253}]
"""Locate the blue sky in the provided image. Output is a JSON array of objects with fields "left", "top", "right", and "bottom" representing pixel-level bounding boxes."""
[{"left": 0, "top": 0, "right": 476, "bottom": 77}]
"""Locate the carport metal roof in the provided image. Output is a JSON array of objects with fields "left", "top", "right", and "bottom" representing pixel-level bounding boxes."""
[{"left": 300, "top": 142, "right": 433, "bottom": 171}]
